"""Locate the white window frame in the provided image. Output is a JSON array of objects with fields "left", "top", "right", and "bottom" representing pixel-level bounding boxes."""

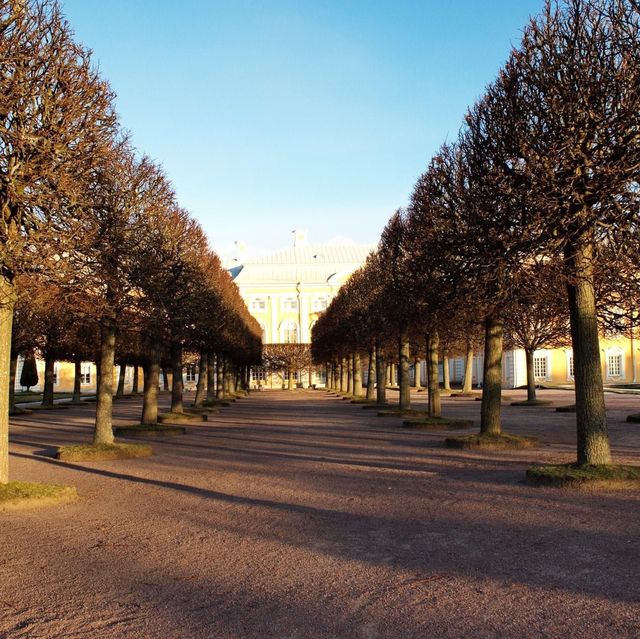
[
  {"left": 251, "top": 297, "right": 266, "bottom": 311},
  {"left": 185, "top": 365, "right": 197, "bottom": 383},
  {"left": 80, "top": 363, "right": 92, "bottom": 385},
  {"left": 281, "top": 320, "right": 298, "bottom": 344},
  {"left": 312, "top": 297, "right": 328, "bottom": 311},
  {"left": 605, "top": 347, "right": 624, "bottom": 379},
  {"left": 282, "top": 297, "right": 298, "bottom": 311},
  {"left": 565, "top": 350, "right": 574, "bottom": 381},
  {"left": 533, "top": 350, "right": 551, "bottom": 381},
  {"left": 251, "top": 367, "right": 266, "bottom": 382},
  {"left": 52, "top": 364, "right": 59, "bottom": 386}
]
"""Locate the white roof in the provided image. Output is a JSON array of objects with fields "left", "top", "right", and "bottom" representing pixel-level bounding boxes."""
[{"left": 232, "top": 243, "right": 375, "bottom": 286}]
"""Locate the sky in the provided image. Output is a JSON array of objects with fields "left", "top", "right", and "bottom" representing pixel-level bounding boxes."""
[{"left": 61, "top": 0, "right": 543, "bottom": 258}]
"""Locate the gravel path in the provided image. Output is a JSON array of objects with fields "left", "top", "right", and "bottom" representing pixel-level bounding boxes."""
[{"left": 1, "top": 389, "right": 639, "bottom": 638}]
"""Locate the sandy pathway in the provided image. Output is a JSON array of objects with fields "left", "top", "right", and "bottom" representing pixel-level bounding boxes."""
[{"left": 1, "top": 389, "right": 639, "bottom": 638}]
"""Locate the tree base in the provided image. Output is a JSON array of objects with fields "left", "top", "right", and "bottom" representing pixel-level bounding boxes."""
[
  {"left": 362, "top": 403, "right": 394, "bottom": 410},
  {"left": 403, "top": 417, "right": 474, "bottom": 431},
  {"left": 445, "top": 432, "right": 538, "bottom": 450},
  {"left": 114, "top": 424, "right": 187, "bottom": 437},
  {"left": 526, "top": 464, "right": 640, "bottom": 489},
  {"left": 556, "top": 404, "right": 576, "bottom": 413},
  {"left": 0, "top": 481, "right": 77, "bottom": 512},
  {"left": 377, "top": 408, "right": 429, "bottom": 417},
  {"left": 9, "top": 406, "right": 32, "bottom": 416},
  {"left": 626, "top": 414, "right": 640, "bottom": 423},
  {"left": 158, "top": 411, "right": 207, "bottom": 424},
  {"left": 189, "top": 405, "right": 220, "bottom": 414},
  {"left": 56, "top": 443, "right": 153, "bottom": 461},
  {"left": 510, "top": 399, "right": 554, "bottom": 406},
  {"left": 203, "top": 399, "right": 234, "bottom": 407}
]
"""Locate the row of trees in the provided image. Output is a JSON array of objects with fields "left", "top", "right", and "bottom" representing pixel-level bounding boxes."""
[
  {"left": 0, "top": 1, "right": 261, "bottom": 483},
  {"left": 313, "top": 0, "right": 640, "bottom": 466}
]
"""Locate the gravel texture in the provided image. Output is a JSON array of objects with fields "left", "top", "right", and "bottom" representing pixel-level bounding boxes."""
[{"left": 1, "top": 388, "right": 639, "bottom": 638}]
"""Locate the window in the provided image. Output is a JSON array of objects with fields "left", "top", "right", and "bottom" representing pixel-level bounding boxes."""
[
  {"left": 568, "top": 354, "right": 574, "bottom": 379},
  {"left": 282, "top": 297, "right": 298, "bottom": 311},
  {"left": 533, "top": 356, "right": 548, "bottom": 379},
  {"left": 251, "top": 298, "right": 266, "bottom": 311},
  {"left": 607, "top": 351, "right": 623, "bottom": 377},
  {"left": 185, "top": 365, "right": 197, "bottom": 383},
  {"left": 80, "top": 363, "right": 92, "bottom": 385},
  {"left": 281, "top": 320, "right": 298, "bottom": 344},
  {"left": 313, "top": 297, "right": 328, "bottom": 311},
  {"left": 52, "top": 364, "right": 58, "bottom": 385},
  {"left": 251, "top": 367, "right": 266, "bottom": 381}
]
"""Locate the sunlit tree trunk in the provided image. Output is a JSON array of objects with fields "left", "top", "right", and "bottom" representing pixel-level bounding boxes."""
[
  {"left": 375, "top": 341, "right": 386, "bottom": 405},
  {"left": 94, "top": 321, "right": 116, "bottom": 445},
  {"left": 353, "top": 352, "right": 363, "bottom": 397},
  {"left": 0, "top": 276, "right": 16, "bottom": 483},
  {"left": 462, "top": 345, "right": 474, "bottom": 394},
  {"left": 524, "top": 348, "right": 537, "bottom": 402},
  {"left": 480, "top": 316, "right": 503, "bottom": 435},
  {"left": 115, "top": 363, "right": 126, "bottom": 398},
  {"left": 207, "top": 355, "right": 217, "bottom": 400},
  {"left": 566, "top": 238, "right": 611, "bottom": 465},
  {"left": 340, "top": 358, "right": 348, "bottom": 393},
  {"left": 216, "top": 355, "right": 224, "bottom": 399},
  {"left": 414, "top": 357, "right": 422, "bottom": 390},
  {"left": 443, "top": 354, "right": 451, "bottom": 391},
  {"left": 347, "top": 356, "right": 354, "bottom": 395},
  {"left": 141, "top": 340, "right": 160, "bottom": 425},
  {"left": 427, "top": 331, "right": 441, "bottom": 418},
  {"left": 194, "top": 352, "right": 208, "bottom": 407},
  {"left": 366, "top": 348, "right": 376, "bottom": 400},
  {"left": 9, "top": 350, "right": 17, "bottom": 412},
  {"left": 398, "top": 332, "right": 411, "bottom": 410}
]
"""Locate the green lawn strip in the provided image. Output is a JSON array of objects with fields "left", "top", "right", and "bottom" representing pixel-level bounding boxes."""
[
  {"left": 510, "top": 399, "right": 554, "bottom": 406},
  {"left": 526, "top": 464, "right": 640, "bottom": 489},
  {"left": 626, "top": 414, "right": 640, "bottom": 423},
  {"left": 0, "top": 481, "right": 77, "bottom": 512},
  {"left": 56, "top": 442, "right": 153, "bottom": 461},
  {"left": 114, "top": 423, "right": 186, "bottom": 437},
  {"left": 445, "top": 432, "right": 538, "bottom": 450},
  {"left": 28, "top": 404, "right": 71, "bottom": 411},
  {"left": 556, "top": 404, "right": 576, "bottom": 413},
  {"left": 377, "top": 408, "right": 430, "bottom": 417},
  {"left": 158, "top": 411, "right": 207, "bottom": 425},
  {"left": 402, "top": 417, "right": 474, "bottom": 431}
]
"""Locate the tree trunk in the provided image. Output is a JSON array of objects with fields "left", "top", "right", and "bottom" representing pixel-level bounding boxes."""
[
  {"left": 340, "top": 358, "right": 348, "bottom": 393},
  {"left": 9, "top": 350, "right": 17, "bottom": 411},
  {"left": 194, "top": 352, "right": 208, "bottom": 407},
  {"left": 427, "top": 332, "right": 441, "bottom": 418},
  {"left": 207, "top": 354, "right": 216, "bottom": 400},
  {"left": 566, "top": 239, "right": 611, "bottom": 465},
  {"left": 141, "top": 340, "right": 160, "bottom": 425},
  {"left": 480, "top": 316, "right": 503, "bottom": 435},
  {"left": 216, "top": 356, "right": 224, "bottom": 399},
  {"left": 162, "top": 368, "right": 170, "bottom": 391},
  {"left": 398, "top": 332, "right": 411, "bottom": 411},
  {"left": 132, "top": 365, "right": 140, "bottom": 394},
  {"left": 366, "top": 348, "right": 376, "bottom": 400},
  {"left": 72, "top": 357, "right": 82, "bottom": 403},
  {"left": 462, "top": 345, "right": 474, "bottom": 394},
  {"left": 347, "top": 357, "right": 353, "bottom": 395},
  {"left": 353, "top": 352, "right": 363, "bottom": 397},
  {"left": 375, "top": 342, "right": 386, "bottom": 405},
  {"left": 0, "top": 275, "right": 16, "bottom": 483},
  {"left": 42, "top": 354, "right": 55, "bottom": 407},
  {"left": 414, "top": 357, "right": 422, "bottom": 390},
  {"left": 443, "top": 354, "right": 451, "bottom": 391},
  {"left": 287, "top": 368, "right": 293, "bottom": 390},
  {"left": 170, "top": 341, "right": 184, "bottom": 414},
  {"left": 116, "top": 363, "right": 126, "bottom": 398},
  {"left": 525, "top": 348, "right": 537, "bottom": 402},
  {"left": 386, "top": 363, "right": 393, "bottom": 386},
  {"left": 94, "top": 321, "right": 116, "bottom": 445}
]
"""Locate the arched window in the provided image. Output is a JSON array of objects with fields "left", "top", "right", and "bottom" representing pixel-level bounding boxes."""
[
  {"left": 281, "top": 320, "right": 298, "bottom": 344},
  {"left": 605, "top": 347, "right": 624, "bottom": 378}
]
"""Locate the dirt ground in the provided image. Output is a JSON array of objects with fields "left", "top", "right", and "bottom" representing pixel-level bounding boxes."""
[{"left": 1, "top": 388, "right": 639, "bottom": 639}]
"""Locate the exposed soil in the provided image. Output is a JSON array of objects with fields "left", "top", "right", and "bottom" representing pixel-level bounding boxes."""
[{"left": 1, "top": 388, "right": 639, "bottom": 638}]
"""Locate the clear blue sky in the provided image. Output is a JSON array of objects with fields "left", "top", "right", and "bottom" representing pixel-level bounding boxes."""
[{"left": 62, "top": 0, "right": 543, "bottom": 256}]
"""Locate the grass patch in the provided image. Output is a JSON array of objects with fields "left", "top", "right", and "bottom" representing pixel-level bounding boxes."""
[
  {"left": 626, "top": 414, "right": 640, "bottom": 423},
  {"left": 0, "top": 481, "right": 77, "bottom": 512},
  {"left": 158, "top": 411, "right": 207, "bottom": 424},
  {"left": 556, "top": 404, "right": 576, "bottom": 413},
  {"left": 445, "top": 432, "right": 538, "bottom": 450},
  {"left": 9, "top": 406, "right": 32, "bottom": 416},
  {"left": 526, "top": 464, "right": 640, "bottom": 489},
  {"left": 402, "top": 417, "right": 474, "bottom": 431},
  {"left": 28, "top": 404, "right": 71, "bottom": 411},
  {"left": 377, "top": 408, "right": 430, "bottom": 417},
  {"left": 510, "top": 399, "right": 554, "bottom": 406},
  {"left": 202, "top": 399, "right": 233, "bottom": 407},
  {"left": 189, "top": 405, "right": 220, "bottom": 414},
  {"left": 114, "top": 423, "right": 186, "bottom": 437},
  {"left": 56, "top": 442, "right": 153, "bottom": 461}
]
